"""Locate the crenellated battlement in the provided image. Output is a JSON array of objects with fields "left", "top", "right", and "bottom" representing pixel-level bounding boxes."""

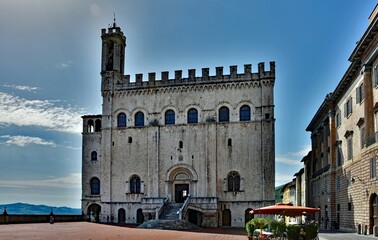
[
  {"left": 105, "top": 62, "right": 275, "bottom": 91},
  {"left": 101, "top": 26, "right": 125, "bottom": 37}
]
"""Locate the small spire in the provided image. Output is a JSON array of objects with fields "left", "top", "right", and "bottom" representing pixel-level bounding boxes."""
[{"left": 113, "top": 12, "right": 117, "bottom": 28}]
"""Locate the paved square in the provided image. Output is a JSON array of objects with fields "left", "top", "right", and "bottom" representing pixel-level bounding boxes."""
[{"left": 0, "top": 222, "right": 247, "bottom": 240}]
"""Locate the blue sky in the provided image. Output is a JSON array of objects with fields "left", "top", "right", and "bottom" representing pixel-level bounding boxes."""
[{"left": 0, "top": 0, "right": 376, "bottom": 208}]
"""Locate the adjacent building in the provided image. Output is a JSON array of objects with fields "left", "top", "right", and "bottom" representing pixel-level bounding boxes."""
[
  {"left": 81, "top": 22, "right": 276, "bottom": 227},
  {"left": 305, "top": 5, "right": 378, "bottom": 233}
]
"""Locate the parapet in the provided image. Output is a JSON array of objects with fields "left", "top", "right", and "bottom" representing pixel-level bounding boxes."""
[
  {"left": 114, "top": 62, "right": 275, "bottom": 90},
  {"left": 101, "top": 26, "right": 124, "bottom": 37}
]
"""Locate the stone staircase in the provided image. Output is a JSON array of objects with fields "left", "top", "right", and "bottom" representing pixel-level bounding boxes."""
[
  {"left": 138, "top": 219, "right": 199, "bottom": 230},
  {"left": 159, "top": 203, "right": 183, "bottom": 220}
]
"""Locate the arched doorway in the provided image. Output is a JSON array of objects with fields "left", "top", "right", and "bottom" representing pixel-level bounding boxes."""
[
  {"left": 87, "top": 204, "right": 101, "bottom": 222},
  {"left": 370, "top": 193, "right": 378, "bottom": 232},
  {"left": 245, "top": 208, "right": 254, "bottom": 225},
  {"left": 188, "top": 209, "right": 203, "bottom": 226},
  {"left": 118, "top": 208, "right": 126, "bottom": 224},
  {"left": 222, "top": 209, "right": 231, "bottom": 227},
  {"left": 136, "top": 208, "right": 144, "bottom": 224},
  {"left": 166, "top": 164, "right": 198, "bottom": 203}
]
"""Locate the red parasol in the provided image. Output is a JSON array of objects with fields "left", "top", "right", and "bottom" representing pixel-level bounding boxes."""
[{"left": 249, "top": 203, "right": 320, "bottom": 217}]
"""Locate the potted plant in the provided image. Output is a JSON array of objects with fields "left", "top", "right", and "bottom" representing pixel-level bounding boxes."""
[
  {"left": 271, "top": 220, "right": 286, "bottom": 239},
  {"left": 287, "top": 224, "right": 301, "bottom": 240},
  {"left": 245, "top": 220, "right": 255, "bottom": 240},
  {"left": 250, "top": 218, "right": 271, "bottom": 240}
]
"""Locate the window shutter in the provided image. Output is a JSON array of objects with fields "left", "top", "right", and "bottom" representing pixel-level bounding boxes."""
[
  {"left": 356, "top": 87, "right": 361, "bottom": 104},
  {"left": 344, "top": 102, "right": 348, "bottom": 117}
]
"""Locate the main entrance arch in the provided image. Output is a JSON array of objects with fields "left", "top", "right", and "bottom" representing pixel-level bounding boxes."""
[
  {"left": 87, "top": 204, "right": 101, "bottom": 222},
  {"left": 166, "top": 164, "right": 198, "bottom": 203}
]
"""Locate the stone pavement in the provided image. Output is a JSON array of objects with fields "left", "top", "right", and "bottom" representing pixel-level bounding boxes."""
[
  {"left": 319, "top": 231, "right": 378, "bottom": 240},
  {"left": 0, "top": 222, "right": 247, "bottom": 240}
]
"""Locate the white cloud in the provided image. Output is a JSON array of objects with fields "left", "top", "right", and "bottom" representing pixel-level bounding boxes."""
[
  {"left": 276, "top": 145, "right": 311, "bottom": 166},
  {"left": 3, "top": 84, "right": 40, "bottom": 92},
  {"left": 0, "top": 173, "right": 81, "bottom": 189},
  {"left": 0, "top": 135, "right": 56, "bottom": 147},
  {"left": 275, "top": 172, "right": 296, "bottom": 187},
  {"left": 0, "top": 92, "right": 87, "bottom": 134},
  {"left": 55, "top": 60, "right": 73, "bottom": 69},
  {"left": 275, "top": 145, "right": 311, "bottom": 186}
]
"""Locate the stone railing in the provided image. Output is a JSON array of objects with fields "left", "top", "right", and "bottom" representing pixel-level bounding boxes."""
[
  {"left": 0, "top": 213, "right": 84, "bottom": 224},
  {"left": 177, "top": 194, "right": 190, "bottom": 220},
  {"left": 155, "top": 197, "right": 169, "bottom": 220}
]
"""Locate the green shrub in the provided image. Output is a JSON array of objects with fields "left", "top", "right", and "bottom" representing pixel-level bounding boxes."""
[
  {"left": 271, "top": 220, "right": 287, "bottom": 238},
  {"left": 250, "top": 218, "right": 271, "bottom": 231},
  {"left": 303, "top": 222, "right": 318, "bottom": 239},
  {"left": 245, "top": 220, "right": 255, "bottom": 236},
  {"left": 287, "top": 224, "right": 301, "bottom": 240}
]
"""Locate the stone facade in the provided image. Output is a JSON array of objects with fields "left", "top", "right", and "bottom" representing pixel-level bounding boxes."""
[
  {"left": 81, "top": 22, "right": 276, "bottom": 227},
  {"left": 305, "top": 5, "right": 378, "bottom": 234}
]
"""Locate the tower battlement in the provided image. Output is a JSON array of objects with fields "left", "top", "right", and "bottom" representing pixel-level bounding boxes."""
[
  {"left": 107, "top": 62, "right": 275, "bottom": 90},
  {"left": 101, "top": 26, "right": 124, "bottom": 37}
]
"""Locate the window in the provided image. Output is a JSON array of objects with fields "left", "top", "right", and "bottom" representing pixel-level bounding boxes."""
[
  {"left": 374, "top": 66, "right": 378, "bottom": 87},
  {"left": 179, "top": 141, "right": 183, "bottom": 149},
  {"left": 337, "top": 176, "right": 341, "bottom": 191},
  {"left": 344, "top": 97, "right": 353, "bottom": 117},
  {"left": 337, "top": 145, "right": 343, "bottom": 166},
  {"left": 227, "top": 171, "right": 240, "bottom": 192},
  {"left": 117, "top": 113, "right": 127, "bottom": 128},
  {"left": 371, "top": 158, "right": 376, "bottom": 179},
  {"left": 91, "top": 151, "right": 97, "bottom": 161},
  {"left": 135, "top": 112, "right": 144, "bottom": 127},
  {"left": 187, "top": 108, "right": 198, "bottom": 124},
  {"left": 239, "top": 105, "right": 251, "bottom": 121},
  {"left": 335, "top": 112, "right": 341, "bottom": 128},
  {"left": 95, "top": 119, "right": 101, "bottom": 132},
  {"left": 219, "top": 106, "right": 230, "bottom": 122},
  {"left": 165, "top": 110, "right": 175, "bottom": 125},
  {"left": 348, "top": 202, "right": 352, "bottom": 211},
  {"left": 228, "top": 138, "right": 232, "bottom": 146},
  {"left": 90, "top": 177, "right": 100, "bottom": 195},
  {"left": 356, "top": 83, "right": 364, "bottom": 104},
  {"left": 87, "top": 119, "right": 94, "bottom": 133},
  {"left": 130, "top": 175, "right": 141, "bottom": 193},
  {"left": 347, "top": 171, "right": 351, "bottom": 187},
  {"left": 360, "top": 126, "right": 365, "bottom": 149},
  {"left": 347, "top": 136, "right": 353, "bottom": 160}
]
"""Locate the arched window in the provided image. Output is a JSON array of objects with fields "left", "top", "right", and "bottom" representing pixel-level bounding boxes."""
[
  {"left": 90, "top": 177, "right": 100, "bottom": 195},
  {"left": 219, "top": 106, "right": 230, "bottom": 122},
  {"left": 135, "top": 112, "right": 144, "bottom": 127},
  {"left": 130, "top": 175, "right": 141, "bottom": 193},
  {"left": 187, "top": 108, "right": 198, "bottom": 124},
  {"left": 87, "top": 120, "right": 94, "bottom": 133},
  {"left": 165, "top": 110, "right": 175, "bottom": 125},
  {"left": 95, "top": 119, "right": 102, "bottom": 132},
  {"left": 91, "top": 151, "right": 97, "bottom": 161},
  {"left": 240, "top": 105, "right": 251, "bottom": 121},
  {"left": 227, "top": 171, "right": 240, "bottom": 192},
  {"left": 117, "top": 113, "right": 127, "bottom": 128}
]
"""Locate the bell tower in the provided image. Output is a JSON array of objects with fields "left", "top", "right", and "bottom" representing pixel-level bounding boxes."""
[{"left": 100, "top": 18, "right": 126, "bottom": 91}]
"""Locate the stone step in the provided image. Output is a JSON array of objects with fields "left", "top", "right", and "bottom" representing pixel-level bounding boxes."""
[{"left": 138, "top": 219, "right": 199, "bottom": 230}]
